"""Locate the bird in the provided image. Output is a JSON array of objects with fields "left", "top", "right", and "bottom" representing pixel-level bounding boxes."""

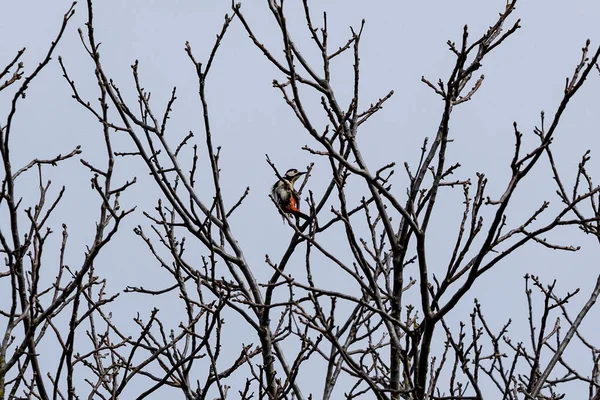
[{"left": 271, "top": 168, "right": 311, "bottom": 221}]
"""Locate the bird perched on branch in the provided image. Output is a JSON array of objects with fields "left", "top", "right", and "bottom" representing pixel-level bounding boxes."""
[{"left": 271, "top": 168, "right": 310, "bottom": 221}]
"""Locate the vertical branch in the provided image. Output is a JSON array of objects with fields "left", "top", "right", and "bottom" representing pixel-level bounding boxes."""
[{"left": 0, "top": 4, "right": 76, "bottom": 399}]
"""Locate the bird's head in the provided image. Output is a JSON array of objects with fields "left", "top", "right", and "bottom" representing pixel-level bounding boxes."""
[{"left": 283, "top": 168, "right": 306, "bottom": 183}]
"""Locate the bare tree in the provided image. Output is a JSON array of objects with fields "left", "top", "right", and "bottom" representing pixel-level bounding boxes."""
[
  {"left": 2, "top": 0, "right": 600, "bottom": 399},
  {"left": 0, "top": 3, "right": 137, "bottom": 400}
]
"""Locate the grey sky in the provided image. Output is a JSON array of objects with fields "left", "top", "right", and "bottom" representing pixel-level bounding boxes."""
[{"left": 2, "top": 0, "right": 600, "bottom": 398}]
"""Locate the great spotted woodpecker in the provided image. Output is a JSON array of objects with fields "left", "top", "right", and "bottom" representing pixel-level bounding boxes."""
[{"left": 271, "top": 168, "right": 310, "bottom": 221}]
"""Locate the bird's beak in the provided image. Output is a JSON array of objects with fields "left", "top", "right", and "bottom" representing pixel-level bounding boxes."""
[{"left": 298, "top": 171, "right": 306, "bottom": 176}]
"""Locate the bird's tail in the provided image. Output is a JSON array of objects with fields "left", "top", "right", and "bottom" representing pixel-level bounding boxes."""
[{"left": 292, "top": 210, "right": 311, "bottom": 221}]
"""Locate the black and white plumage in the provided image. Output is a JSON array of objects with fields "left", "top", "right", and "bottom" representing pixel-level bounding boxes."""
[{"left": 271, "top": 168, "right": 310, "bottom": 221}]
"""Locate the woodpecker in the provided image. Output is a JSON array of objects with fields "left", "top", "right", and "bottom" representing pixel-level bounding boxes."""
[{"left": 271, "top": 168, "right": 310, "bottom": 221}]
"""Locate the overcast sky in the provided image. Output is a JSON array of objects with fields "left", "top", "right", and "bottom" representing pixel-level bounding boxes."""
[{"left": 2, "top": 0, "right": 600, "bottom": 398}]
